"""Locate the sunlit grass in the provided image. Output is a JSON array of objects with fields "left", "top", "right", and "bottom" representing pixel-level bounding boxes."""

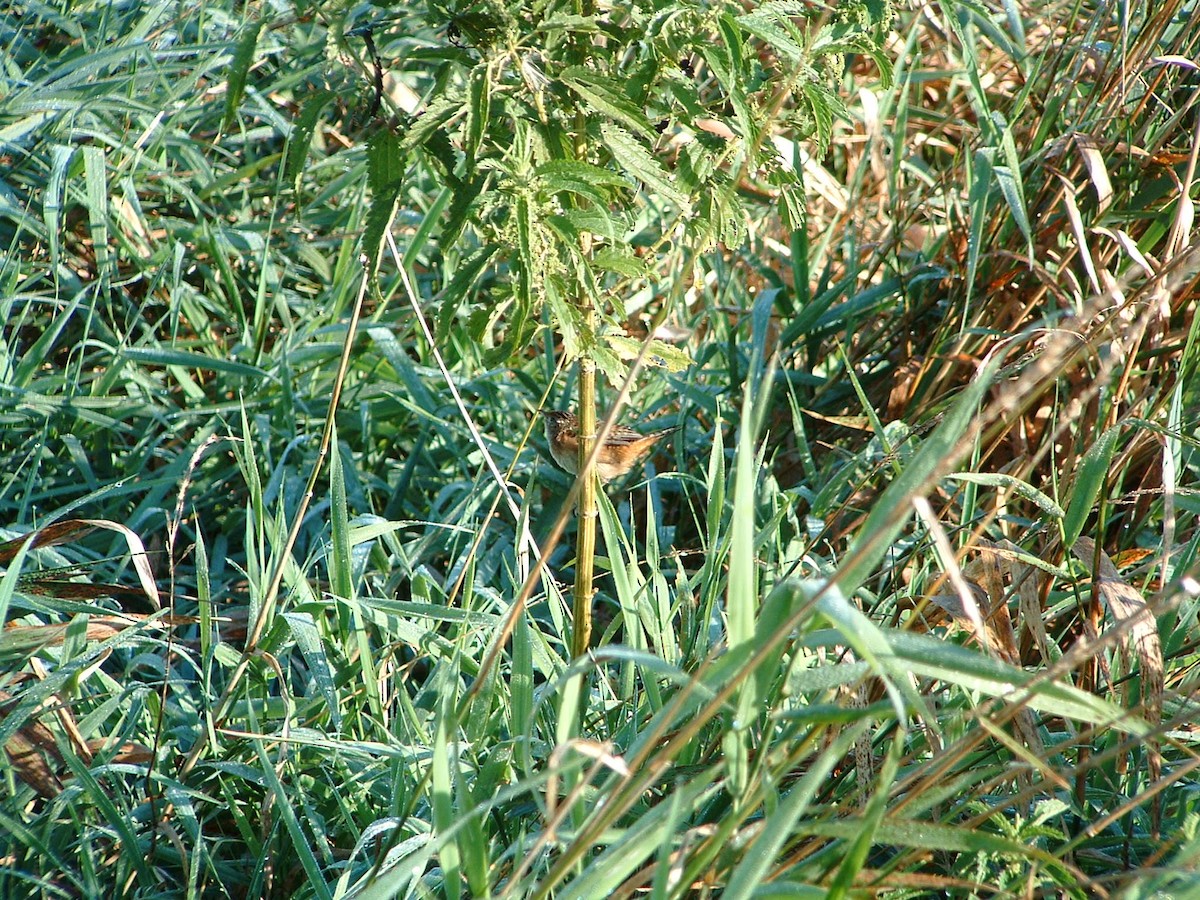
[{"left": 1, "top": 0, "right": 1198, "bottom": 897}]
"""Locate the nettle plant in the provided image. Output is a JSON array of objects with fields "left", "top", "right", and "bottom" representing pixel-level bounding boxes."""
[
  {"left": 349, "top": 0, "right": 892, "bottom": 651},
  {"left": 360, "top": 0, "right": 892, "bottom": 366}
]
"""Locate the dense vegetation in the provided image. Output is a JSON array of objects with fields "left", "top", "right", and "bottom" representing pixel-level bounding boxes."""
[{"left": 2, "top": 0, "right": 1199, "bottom": 896}]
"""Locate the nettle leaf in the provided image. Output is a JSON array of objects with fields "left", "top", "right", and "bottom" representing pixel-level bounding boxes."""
[
  {"left": 664, "top": 79, "right": 706, "bottom": 120},
  {"left": 544, "top": 213, "right": 582, "bottom": 247},
  {"left": 544, "top": 218, "right": 596, "bottom": 290},
  {"left": 592, "top": 246, "right": 648, "bottom": 278},
  {"left": 857, "top": 42, "right": 894, "bottom": 89},
  {"left": 716, "top": 12, "right": 744, "bottom": 72},
  {"left": 398, "top": 95, "right": 462, "bottom": 155},
  {"left": 443, "top": 173, "right": 487, "bottom": 249},
  {"left": 435, "top": 245, "right": 500, "bottom": 342},
  {"left": 468, "top": 296, "right": 507, "bottom": 346},
  {"left": 544, "top": 275, "right": 582, "bottom": 358},
  {"left": 800, "top": 82, "right": 842, "bottom": 156},
  {"left": 536, "top": 159, "right": 629, "bottom": 207},
  {"left": 624, "top": 56, "right": 658, "bottom": 107},
  {"left": 590, "top": 336, "right": 627, "bottom": 386},
  {"left": 675, "top": 140, "right": 720, "bottom": 195},
  {"left": 600, "top": 124, "right": 689, "bottom": 210},
  {"left": 488, "top": 290, "right": 537, "bottom": 366},
  {"left": 363, "top": 130, "right": 406, "bottom": 271},
  {"left": 686, "top": 181, "right": 746, "bottom": 252},
  {"left": 562, "top": 208, "right": 622, "bottom": 242},
  {"left": 368, "top": 129, "right": 406, "bottom": 194},
  {"left": 736, "top": 11, "right": 806, "bottom": 62},
  {"left": 536, "top": 11, "right": 603, "bottom": 37},
  {"left": 561, "top": 66, "right": 655, "bottom": 138},
  {"left": 778, "top": 182, "right": 806, "bottom": 231},
  {"left": 716, "top": 184, "right": 747, "bottom": 248},
  {"left": 605, "top": 335, "right": 693, "bottom": 373},
  {"left": 703, "top": 20, "right": 759, "bottom": 147},
  {"left": 514, "top": 193, "right": 537, "bottom": 307},
  {"left": 753, "top": 0, "right": 818, "bottom": 15},
  {"left": 813, "top": 26, "right": 894, "bottom": 86},
  {"left": 465, "top": 65, "right": 491, "bottom": 163}
]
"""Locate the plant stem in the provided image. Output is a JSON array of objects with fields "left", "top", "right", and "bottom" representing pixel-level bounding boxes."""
[{"left": 570, "top": 0, "right": 597, "bottom": 660}]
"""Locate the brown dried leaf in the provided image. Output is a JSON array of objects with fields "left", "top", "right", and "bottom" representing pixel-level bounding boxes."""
[
  {"left": 0, "top": 691, "right": 64, "bottom": 799},
  {"left": 926, "top": 539, "right": 1061, "bottom": 763},
  {"left": 1070, "top": 536, "right": 1163, "bottom": 832},
  {"left": 1069, "top": 537, "right": 1163, "bottom": 723},
  {"left": 0, "top": 518, "right": 159, "bottom": 609}
]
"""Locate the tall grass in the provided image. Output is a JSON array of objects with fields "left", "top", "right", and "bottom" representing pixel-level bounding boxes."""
[{"left": 2, "top": 0, "right": 1198, "bottom": 897}]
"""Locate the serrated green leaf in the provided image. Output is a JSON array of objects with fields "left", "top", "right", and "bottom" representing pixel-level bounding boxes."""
[
  {"left": 590, "top": 338, "right": 627, "bottom": 385},
  {"left": 562, "top": 66, "right": 654, "bottom": 137},
  {"left": 737, "top": 12, "right": 806, "bottom": 61},
  {"left": 592, "top": 246, "right": 647, "bottom": 278},
  {"left": 560, "top": 208, "right": 620, "bottom": 241},
  {"left": 367, "top": 129, "right": 405, "bottom": 195},
  {"left": 801, "top": 82, "right": 840, "bottom": 155},
  {"left": 536, "top": 158, "right": 631, "bottom": 189},
  {"left": 544, "top": 276, "right": 581, "bottom": 358},
  {"left": 442, "top": 173, "right": 486, "bottom": 249},
  {"left": 435, "top": 245, "right": 500, "bottom": 341},
  {"left": 514, "top": 193, "right": 535, "bottom": 306},
  {"left": 536, "top": 158, "right": 627, "bottom": 207},
  {"left": 600, "top": 124, "right": 688, "bottom": 209},
  {"left": 398, "top": 95, "right": 461, "bottom": 155},
  {"left": 466, "top": 65, "right": 490, "bottom": 163},
  {"left": 704, "top": 19, "right": 758, "bottom": 146},
  {"left": 604, "top": 335, "right": 692, "bottom": 372},
  {"left": 362, "top": 130, "right": 406, "bottom": 272}
]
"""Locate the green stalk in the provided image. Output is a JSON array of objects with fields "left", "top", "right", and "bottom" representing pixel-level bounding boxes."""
[
  {"left": 570, "top": 0, "right": 596, "bottom": 660},
  {"left": 573, "top": 331, "right": 597, "bottom": 658}
]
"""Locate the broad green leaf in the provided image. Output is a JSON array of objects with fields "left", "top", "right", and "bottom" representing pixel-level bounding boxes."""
[
  {"left": 465, "top": 64, "right": 490, "bottom": 162},
  {"left": 591, "top": 246, "right": 648, "bottom": 278},
  {"left": 536, "top": 158, "right": 628, "bottom": 207},
  {"left": 435, "top": 245, "right": 500, "bottom": 341},
  {"left": 737, "top": 11, "right": 806, "bottom": 61},
  {"left": 1062, "top": 425, "right": 1121, "bottom": 549},
  {"left": 600, "top": 124, "right": 689, "bottom": 209},
  {"left": 603, "top": 335, "right": 692, "bottom": 372},
  {"left": 562, "top": 66, "right": 655, "bottom": 137},
  {"left": 362, "top": 130, "right": 406, "bottom": 271}
]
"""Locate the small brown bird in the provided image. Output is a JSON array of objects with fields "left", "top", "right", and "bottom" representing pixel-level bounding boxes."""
[{"left": 541, "top": 410, "right": 678, "bottom": 483}]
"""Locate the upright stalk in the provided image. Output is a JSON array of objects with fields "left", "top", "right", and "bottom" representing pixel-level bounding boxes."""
[
  {"left": 567, "top": 0, "right": 598, "bottom": 660},
  {"left": 572, "top": 340, "right": 597, "bottom": 657}
]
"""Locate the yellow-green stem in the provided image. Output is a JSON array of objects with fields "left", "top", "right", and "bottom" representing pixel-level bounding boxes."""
[
  {"left": 570, "top": 5, "right": 596, "bottom": 660},
  {"left": 572, "top": 341, "right": 597, "bottom": 658}
]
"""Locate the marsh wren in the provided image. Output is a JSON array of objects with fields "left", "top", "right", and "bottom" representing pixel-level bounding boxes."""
[{"left": 541, "top": 410, "right": 678, "bottom": 483}]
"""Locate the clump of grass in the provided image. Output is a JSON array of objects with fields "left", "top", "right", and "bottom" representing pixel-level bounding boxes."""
[{"left": 2, "top": 0, "right": 1199, "bottom": 897}]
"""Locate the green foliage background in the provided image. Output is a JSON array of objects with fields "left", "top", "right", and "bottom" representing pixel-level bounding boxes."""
[{"left": 2, "top": 0, "right": 1199, "bottom": 897}]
